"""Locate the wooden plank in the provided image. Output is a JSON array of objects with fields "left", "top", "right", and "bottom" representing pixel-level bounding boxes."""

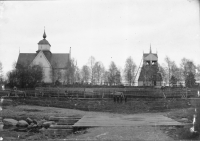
[{"left": 73, "top": 114, "right": 185, "bottom": 127}]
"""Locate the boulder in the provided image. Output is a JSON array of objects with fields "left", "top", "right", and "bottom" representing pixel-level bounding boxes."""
[
  {"left": 3, "top": 118, "right": 18, "bottom": 126},
  {"left": 39, "top": 127, "right": 46, "bottom": 132},
  {"left": 26, "top": 117, "right": 33, "bottom": 125},
  {"left": 37, "top": 119, "right": 46, "bottom": 127},
  {"left": 32, "top": 119, "right": 37, "bottom": 125},
  {"left": 17, "top": 120, "right": 28, "bottom": 127},
  {"left": 28, "top": 123, "right": 37, "bottom": 129},
  {"left": 42, "top": 121, "right": 55, "bottom": 128},
  {"left": 27, "top": 123, "right": 34, "bottom": 129}
]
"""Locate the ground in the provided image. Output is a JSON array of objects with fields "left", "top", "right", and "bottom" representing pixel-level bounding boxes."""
[{"left": 0, "top": 104, "right": 194, "bottom": 141}]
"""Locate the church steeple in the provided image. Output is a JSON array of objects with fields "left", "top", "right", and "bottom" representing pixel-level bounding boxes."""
[
  {"left": 38, "top": 28, "right": 51, "bottom": 52},
  {"left": 43, "top": 29, "right": 47, "bottom": 39},
  {"left": 150, "top": 44, "right": 152, "bottom": 53}
]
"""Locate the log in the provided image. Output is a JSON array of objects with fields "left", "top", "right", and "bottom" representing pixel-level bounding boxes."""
[
  {"left": 57, "top": 119, "right": 79, "bottom": 125},
  {"left": 49, "top": 116, "right": 81, "bottom": 121},
  {"left": 49, "top": 125, "right": 73, "bottom": 129}
]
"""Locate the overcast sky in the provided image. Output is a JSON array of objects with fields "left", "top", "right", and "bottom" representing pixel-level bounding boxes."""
[{"left": 0, "top": 0, "right": 199, "bottom": 75}]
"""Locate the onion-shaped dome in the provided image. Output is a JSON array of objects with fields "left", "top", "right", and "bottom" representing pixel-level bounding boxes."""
[{"left": 38, "top": 30, "right": 51, "bottom": 46}]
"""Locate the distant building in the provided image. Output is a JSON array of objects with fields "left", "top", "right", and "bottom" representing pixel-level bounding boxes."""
[
  {"left": 138, "top": 47, "right": 162, "bottom": 86},
  {"left": 16, "top": 30, "right": 71, "bottom": 83}
]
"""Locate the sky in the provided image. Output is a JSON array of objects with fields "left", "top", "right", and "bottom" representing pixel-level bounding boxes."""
[{"left": 0, "top": 0, "right": 199, "bottom": 76}]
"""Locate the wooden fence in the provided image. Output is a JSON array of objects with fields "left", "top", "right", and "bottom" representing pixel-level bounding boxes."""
[{"left": 0, "top": 87, "right": 198, "bottom": 99}]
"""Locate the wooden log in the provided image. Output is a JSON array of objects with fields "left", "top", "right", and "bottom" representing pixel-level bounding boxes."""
[
  {"left": 49, "top": 116, "right": 81, "bottom": 121},
  {"left": 57, "top": 119, "right": 79, "bottom": 125},
  {"left": 49, "top": 125, "right": 73, "bottom": 129}
]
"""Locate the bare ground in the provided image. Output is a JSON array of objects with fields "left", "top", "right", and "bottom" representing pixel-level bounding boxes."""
[{"left": 0, "top": 105, "right": 182, "bottom": 140}]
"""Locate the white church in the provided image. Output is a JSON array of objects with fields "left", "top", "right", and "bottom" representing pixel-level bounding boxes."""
[{"left": 16, "top": 30, "right": 71, "bottom": 83}]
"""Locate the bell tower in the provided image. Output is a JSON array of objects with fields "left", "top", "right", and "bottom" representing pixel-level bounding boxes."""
[{"left": 37, "top": 29, "right": 51, "bottom": 52}]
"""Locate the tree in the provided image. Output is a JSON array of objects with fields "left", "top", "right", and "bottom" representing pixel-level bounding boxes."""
[
  {"left": 65, "top": 58, "right": 77, "bottom": 84},
  {"left": 158, "top": 63, "right": 167, "bottom": 84},
  {"left": 81, "top": 65, "right": 90, "bottom": 83},
  {"left": 124, "top": 57, "right": 137, "bottom": 86},
  {"left": 170, "top": 75, "right": 178, "bottom": 86},
  {"left": 185, "top": 72, "right": 196, "bottom": 88},
  {"left": 115, "top": 69, "right": 122, "bottom": 85},
  {"left": 0, "top": 62, "right": 3, "bottom": 82},
  {"left": 102, "top": 70, "right": 109, "bottom": 85},
  {"left": 7, "top": 65, "right": 44, "bottom": 88},
  {"left": 74, "top": 67, "right": 81, "bottom": 83},
  {"left": 88, "top": 56, "right": 96, "bottom": 84},
  {"left": 51, "top": 62, "right": 62, "bottom": 83},
  {"left": 196, "top": 64, "right": 200, "bottom": 81},
  {"left": 164, "top": 56, "right": 181, "bottom": 86},
  {"left": 180, "top": 58, "right": 196, "bottom": 81},
  {"left": 164, "top": 56, "right": 172, "bottom": 85},
  {"left": 107, "top": 61, "right": 121, "bottom": 85},
  {"left": 93, "top": 62, "right": 105, "bottom": 85}
]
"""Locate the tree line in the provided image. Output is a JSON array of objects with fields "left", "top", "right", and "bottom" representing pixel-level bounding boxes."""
[{"left": 0, "top": 55, "right": 199, "bottom": 88}]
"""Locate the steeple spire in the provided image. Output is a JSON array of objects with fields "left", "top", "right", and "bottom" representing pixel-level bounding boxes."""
[
  {"left": 150, "top": 44, "right": 152, "bottom": 53},
  {"left": 43, "top": 27, "right": 46, "bottom": 39}
]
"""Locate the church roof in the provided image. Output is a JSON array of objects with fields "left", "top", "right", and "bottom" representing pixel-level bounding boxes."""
[
  {"left": 143, "top": 53, "right": 158, "bottom": 58},
  {"left": 50, "top": 53, "right": 69, "bottom": 68},
  {"left": 16, "top": 51, "right": 70, "bottom": 69},
  {"left": 16, "top": 53, "right": 36, "bottom": 68}
]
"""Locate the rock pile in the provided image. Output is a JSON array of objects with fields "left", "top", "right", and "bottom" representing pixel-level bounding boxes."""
[
  {"left": 2, "top": 117, "right": 56, "bottom": 132},
  {"left": 2, "top": 116, "right": 81, "bottom": 133}
]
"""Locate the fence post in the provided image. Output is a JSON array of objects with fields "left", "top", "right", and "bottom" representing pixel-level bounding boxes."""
[{"left": 84, "top": 88, "right": 85, "bottom": 98}]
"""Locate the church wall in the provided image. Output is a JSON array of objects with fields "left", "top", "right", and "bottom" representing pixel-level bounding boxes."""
[
  {"left": 30, "top": 51, "right": 52, "bottom": 83},
  {"left": 43, "top": 68, "right": 52, "bottom": 83}
]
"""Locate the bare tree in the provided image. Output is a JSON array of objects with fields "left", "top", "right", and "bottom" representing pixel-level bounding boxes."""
[
  {"left": 196, "top": 64, "right": 200, "bottom": 81},
  {"left": 164, "top": 56, "right": 172, "bottom": 85},
  {"left": 65, "top": 58, "right": 76, "bottom": 84},
  {"left": 88, "top": 56, "right": 96, "bottom": 84},
  {"left": 108, "top": 61, "right": 121, "bottom": 85},
  {"left": 0, "top": 62, "right": 3, "bottom": 82},
  {"left": 180, "top": 58, "right": 196, "bottom": 81},
  {"left": 164, "top": 56, "right": 181, "bottom": 85},
  {"left": 81, "top": 65, "right": 90, "bottom": 83},
  {"left": 158, "top": 63, "right": 167, "bottom": 84},
  {"left": 93, "top": 61, "right": 105, "bottom": 85},
  {"left": 124, "top": 57, "right": 137, "bottom": 86},
  {"left": 102, "top": 70, "right": 109, "bottom": 85}
]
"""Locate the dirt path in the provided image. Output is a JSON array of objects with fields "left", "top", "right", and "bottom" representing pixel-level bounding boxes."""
[
  {"left": 68, "top": 126, "right": 173, "bottom": 141},
  {"left": 1, "top": 105, "right": 177, "bottom": 140}
]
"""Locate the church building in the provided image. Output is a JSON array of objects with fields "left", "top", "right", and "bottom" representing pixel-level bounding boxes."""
[
  {"left": 138, "top": 47, "right": 162, "bottom": 86},
  {"left": 16, "top": 30, "right": 71, "bottom": 83}
]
